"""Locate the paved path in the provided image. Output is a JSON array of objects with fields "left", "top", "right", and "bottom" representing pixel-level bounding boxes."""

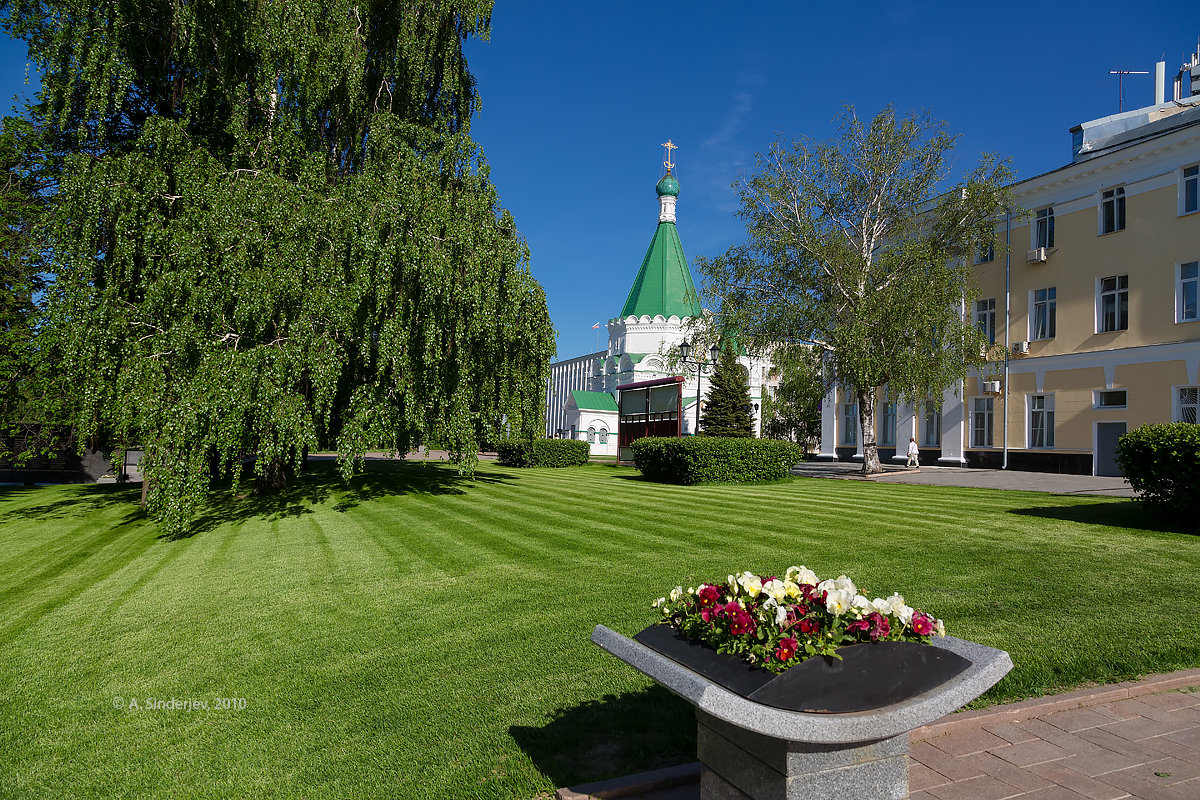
[
  {"left": 556, "top": 670, "right": 1200, "bottom": 800},
  {"left": 790, "top": 461, "right": 1135, "bottom": 498}
]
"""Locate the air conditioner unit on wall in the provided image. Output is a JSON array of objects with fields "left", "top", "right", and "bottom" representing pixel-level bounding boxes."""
[
  {"left": 1011, "top": 341, "right": 1030, "bottom": 356},
  {"left": 981, "top": 380, "right": 1002, "bottom": 395},
  {"left": 1026, "top": 247, "right": 1048, "bottom": 263}
]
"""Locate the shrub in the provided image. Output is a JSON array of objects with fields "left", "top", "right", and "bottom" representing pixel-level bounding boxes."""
[
  {"left": 632, "top": 436, "right": 804, "bottom": 485},
  {"left": 496, "top": 439, "right": 591, "bottom": 468},
  {"left": 1115, "top": 423, "right": 1200, "bottom": 522}
]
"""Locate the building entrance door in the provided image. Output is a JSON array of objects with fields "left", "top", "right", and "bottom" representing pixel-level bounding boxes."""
[{"left": 1095, "top": 422, "right": 1126, "bottom": 477}]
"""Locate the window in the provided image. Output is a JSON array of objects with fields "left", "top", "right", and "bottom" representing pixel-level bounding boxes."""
[
  {"left": 878, "top": 401, "right": 896, "bottom": 447},
  {"left": 1029, "top": 395, "right": 1054, "bottom": 448},
  {"left": 1099, "top": 187, "right": 1125, "bottom": 234},
  {"left": 974, "top": 298, "right": 996, "bottom": 345},
  {"left": 1094, "top": 390, "right": 1127, "bottom": 409},
  {"left": 1183, "top": 164, "right": 1199, "bottom": 215},
  {"left": 1099, "top": 275, "right": 1129, "bottom": 332},
  {"left": 1032, "top": 287, "right": 1056, "bottom": 340},
  {"left": 587, "top": 427, "right": 595, "bottom": 443},
  {"left": 971, "top": 397, "right": 994, "bottom": 448},
  {"left": 1177, "top": 387, "right": 1199, "bottom": 423},
  {"left": 841, "top": 400, "right": 857, "bottom": 446},
  {"left": 1034, "top": 207, "right": 1055, "bottom": 248},
  {"left": 1179, "top": 261, "right": 1199, "bottom": 323},
  {"left": 598, "top": 427, "right": 608, "bottom": 444},
  {"left": 922, "top": 401, "right": 941, "bottom": 447},
  {"left": 974, "top": 239, "right": 995, "bottom": 264}
]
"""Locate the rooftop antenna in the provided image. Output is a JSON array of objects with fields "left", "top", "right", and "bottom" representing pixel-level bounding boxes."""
[{"left": 1109, "top": 68, "right": 1149, "bottom": 112}]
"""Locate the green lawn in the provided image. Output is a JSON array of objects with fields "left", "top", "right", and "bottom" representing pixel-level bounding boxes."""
[{"left": 1, "top": 461, "right": 1197, "bottom": 799}]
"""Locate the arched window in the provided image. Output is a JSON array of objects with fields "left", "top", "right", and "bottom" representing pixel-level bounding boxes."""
[
  {"left": 598, "top": 428, "right": 608, "bottom": 444},
  {"left": 587, "top": 427, "right": 596, "bottom": 443}
]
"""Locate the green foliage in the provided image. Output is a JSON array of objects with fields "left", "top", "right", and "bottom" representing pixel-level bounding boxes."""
[
  {"left": 1115, "top": 423, "right": 1200, "bottom": 524},
  {"left": 697, "top": 106, "right": 1013, "bottom": 472},
  {"left": 632, "top": 436, "right": 803, "bottom": 484},
  {"left": 699, "top": 339, "right": 754, "bottom": 437},
  {"left": 496, "top": 438, "right": 590, "bottom": 468},
  {"left": 2, "top": 0, "right": 556, "bottom": 533},
  {"left": 760, "top": 344, "right": 825, "bottom": 447}
]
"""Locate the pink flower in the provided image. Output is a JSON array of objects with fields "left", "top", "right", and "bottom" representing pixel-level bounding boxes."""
[
  {"left": 775, "top": 636, "right": 798, "bottom": 662},
  {"left": 911, "top": 612, "right": 934, "bottom": 636},
  {"left": 847, "top": 612, "right": 890, "bottom": 641},
  {"left": 727, "top": 605, "right": 756, "bottom": 636}
]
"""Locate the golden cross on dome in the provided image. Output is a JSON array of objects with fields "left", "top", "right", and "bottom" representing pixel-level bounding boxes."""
[{"left": 661, "top": 139, "right": 678, "bottom": 173}]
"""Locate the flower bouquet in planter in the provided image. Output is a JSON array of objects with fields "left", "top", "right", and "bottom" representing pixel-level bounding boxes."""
[{"left": 651, "top": 566, "right": 945, "bottom": 674}]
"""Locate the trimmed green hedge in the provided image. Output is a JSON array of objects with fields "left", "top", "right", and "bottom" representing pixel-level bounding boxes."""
[
  {"left": 496, "top": 439, "right": 591, "bottom": 468},
  {"left": 1115, "top": 423, "right": 1200, "bottom": 523},
  {"left": 632, "top": 436, "right": 804, "bottom": 485}
]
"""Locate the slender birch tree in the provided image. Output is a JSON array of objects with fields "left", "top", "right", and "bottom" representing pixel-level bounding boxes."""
[
  {"left": 698, "top": 107, "right": 1013, "bottom": 473},
  {"left": 1, "top": 0, "right": 555, "bottom": 533}
]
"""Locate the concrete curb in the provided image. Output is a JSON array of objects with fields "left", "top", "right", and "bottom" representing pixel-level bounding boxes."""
[{"left": 553, "top": 667, "right": 1200, "bottom": 800}]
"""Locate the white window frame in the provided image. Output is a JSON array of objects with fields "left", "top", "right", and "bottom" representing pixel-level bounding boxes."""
[
  {"left": 974, "top": 239, "right": 995, "bottom": 264},
  {"left": 587, "top": 426, "right": 596, "bottom": 443},
  {"left": 1092, "top": 389, "right": 1128, "bottom": 409},
  {"left": 921, "top": 400, "right": 941, "bottom": 447},
  {"left": 971, "top": 396, "right": 994, "bottom": 448},
  {"left": 1178, "top": 261, "right": 1199, "bottom": 323},
  {"left": 1181, "top": 163, "right": 1199, "bottom": 216},
  {"left": 1097, "top": 274, "right": 1129, "bottom": 333},
  {"left": 1031, "top": 287, "right": 1056, "bottom": 341},
  {"left": 975, "top": 298, "right": 996, "bottom": 345},
  {"left": 1028, "top": 394, "right": 1055, "bottom": 448},
  {"left": 878, "top": 401, "right": 896, "bottom": 447},
  {"left": 1098, "top": 186, "right": 1126, "bottom": 235},
  {"left": 598, "top": 427, "right": 608, "bottom": 444},
  {"left": 1175, "top": 386, "right": 1199, "bottom": 424},
  {"left": 1034, "top": 207, "right": 1055, "bottom": 249}
]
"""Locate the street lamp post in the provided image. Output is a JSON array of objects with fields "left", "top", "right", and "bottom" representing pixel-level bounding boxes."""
[{"left": 678, "top": 339, "right": 720, "bottom": 435}]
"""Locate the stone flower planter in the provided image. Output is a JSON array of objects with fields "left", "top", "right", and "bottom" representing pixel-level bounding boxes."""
[{"left": 592, "top": 623, "right": 1013, "bottom": 800}]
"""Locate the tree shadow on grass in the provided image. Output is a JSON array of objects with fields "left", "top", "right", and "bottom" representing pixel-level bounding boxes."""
[
  {"left": 0, "top": 460, "right": 519, "bottom": 540},
  {"left": 509, "top": 684, "right": 694, "bottom": 790},
  {"left": 1008, "top": 501, "right": 1196, "bottom": 535},
  {"left": 176, "top": 459, "right": 519, "bottom": 539}
]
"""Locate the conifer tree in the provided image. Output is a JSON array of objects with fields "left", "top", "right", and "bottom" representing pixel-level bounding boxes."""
[
  {"left": 699, "top": 341, "right": 755, "bottom": 437},
  {"left": 1, "top": 0, "right": 556, "bottom": 534}
]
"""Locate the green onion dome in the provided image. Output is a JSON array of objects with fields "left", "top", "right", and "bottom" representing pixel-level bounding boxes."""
[{"left": 655, "top": 173, "right": 680, "bottom": 197}]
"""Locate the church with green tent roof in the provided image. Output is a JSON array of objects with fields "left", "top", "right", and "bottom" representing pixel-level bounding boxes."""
[{"left": 544, "top": 146, "right": 769, "bottom": 455}]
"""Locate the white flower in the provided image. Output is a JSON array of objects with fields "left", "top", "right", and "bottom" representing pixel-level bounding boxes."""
[
  {"left": 775, "top": 604, "right": 789, "bottom": 627},
  {"left": 786, "top": 566, "right": 819, "bottom": 586},
  {"left": 652, "top": 597, "right": 666, "bottom": 608},
  {"left": 669, "top": 586, "right": 684, "bottom": 603},
  {"left": 849, "top": 594, "right": 872, "bottom": 617},
  {"left": 898, "top": 604, "right": 915, "bottom": 626},
  {"left": 824, "top": 588, "right": 855, "bottom": 616},
  {"left": 872, "top": 593, "right": 905, "bottom": 617},
  {"left": 762, "top": 579, "right": 787, "bottom": 603},
  {"left": 737, "top": 571, "right": 763, "bottom": 598},
  {"left": 934, "top": 618, "right": 946, "bottom": 637},
  {"left": 783, "top": 580, "right": 802, "bottom": 599},
  {"left": 728, "top": 574, "right": 738, "bottom": 592}
]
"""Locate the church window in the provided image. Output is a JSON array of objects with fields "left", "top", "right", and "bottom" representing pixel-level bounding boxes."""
[{"left": 587, "top": 427, "right": 596, "bottom": 443}]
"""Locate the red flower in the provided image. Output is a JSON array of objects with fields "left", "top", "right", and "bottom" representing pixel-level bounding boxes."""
[
  {"left": 847, "top": 612, "right": 891, "bottom": 642},
  {"left": 911, "top": 612, "right": 934, "bottom": 636},
  {"left": 775, "top": 636, "right": 798, "bottom": 662},
  {"left": 727, "top": 605, "right": 756, "bottom": 636},
  {"left": 798, "top": 618, "right": 820, "bottom": 635},
  {"left": 697, "top": 585, "right": 721, "bottom": 607}
]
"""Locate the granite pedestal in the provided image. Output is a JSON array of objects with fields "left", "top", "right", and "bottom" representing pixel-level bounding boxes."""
[{"left": 591, "top": 625, "right": 1012, "bottom": 800}]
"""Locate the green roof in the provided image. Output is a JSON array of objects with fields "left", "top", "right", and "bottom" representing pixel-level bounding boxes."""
[
  {"left": 570, "top": 390, "right": 618, "bottom": 412},
  {"left": 619, "top": 182, "right": 702, "bottom": 319}
]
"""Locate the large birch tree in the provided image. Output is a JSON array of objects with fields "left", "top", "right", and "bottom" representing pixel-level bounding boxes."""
[
  {"left": 2, "top": 0, "right": 555, "bottom": 533},
  {"left": 698, "top": 107, "right": 1013, "bottom": 473}
]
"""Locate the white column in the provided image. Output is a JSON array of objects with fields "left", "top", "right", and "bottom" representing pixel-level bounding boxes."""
[
  {"left": 937, "top": 382, "right": 967, "bottom": 466},
  {"left": 818, "top": 389, "right": 839, "bottom": 460},
  {"left": 894, "top": 402, "right": 917, "bottom": 464}
]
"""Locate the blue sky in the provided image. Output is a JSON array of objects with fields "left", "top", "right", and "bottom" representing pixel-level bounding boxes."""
[{"left": 2, "top": 3, "right": 1198, "bottom": 360}]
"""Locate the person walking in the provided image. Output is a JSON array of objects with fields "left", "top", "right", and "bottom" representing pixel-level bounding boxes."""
[{"left": 906, "top": 437, "right": 920, "bottom": 469}]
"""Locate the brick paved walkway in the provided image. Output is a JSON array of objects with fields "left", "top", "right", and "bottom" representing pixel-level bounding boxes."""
[{"left": 556, "top": 669, "right": 1200, "bottom": 800}]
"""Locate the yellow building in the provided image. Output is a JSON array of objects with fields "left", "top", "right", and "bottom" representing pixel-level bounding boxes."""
[{"left": 820, "top": 49, "right": 1200, "bottom": 475}]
